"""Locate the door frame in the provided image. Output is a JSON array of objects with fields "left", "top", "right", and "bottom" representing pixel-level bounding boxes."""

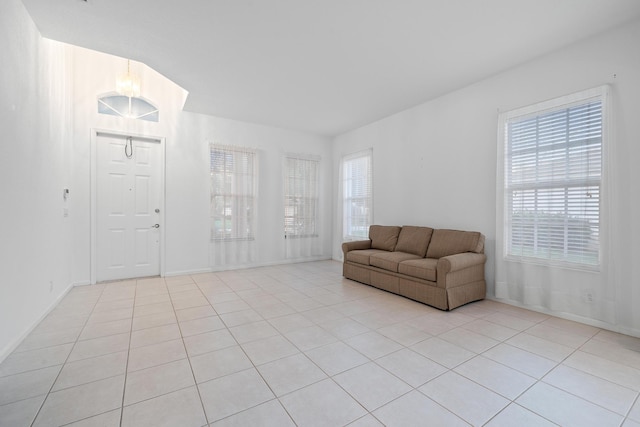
[{"left": 90, "top": 128, "right": 166, "bottom": 284}]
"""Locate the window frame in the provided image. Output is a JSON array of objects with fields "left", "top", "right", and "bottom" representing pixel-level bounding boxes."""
[
  {"left": 342, "top": 148, "right": 373, "bottom": 241},
  {"left": 209, "top": 144, "right": 257, "bottom": 242},
  {"left": 498, "top": 86, "right": 608, "bottom": 270},
  {"left": 283, "top": 153, "right": 320, "bottom": 239}
]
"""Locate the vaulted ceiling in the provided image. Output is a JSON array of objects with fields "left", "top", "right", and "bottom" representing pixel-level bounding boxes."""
[{"left": 21, "top": 0, "right": 640, "bottom": 136}]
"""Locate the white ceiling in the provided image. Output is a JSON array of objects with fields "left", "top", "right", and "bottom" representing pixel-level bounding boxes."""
[{"left": 21, "top": 0, "right": 640, "bottom": 136}]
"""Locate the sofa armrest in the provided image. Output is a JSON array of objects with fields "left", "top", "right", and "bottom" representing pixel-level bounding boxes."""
[
  {"left": 438, "top": 253, "right": 486, "bottom": 272},
  {"left": 342, "top": 240, "right": 372, "bottom": 258},
  {"left": 436, "top": 252, "right": 487, "bottom": 289}
]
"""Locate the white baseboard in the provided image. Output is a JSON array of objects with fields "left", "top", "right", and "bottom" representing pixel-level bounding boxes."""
[
  {"left": 165, "top": 257, "right": 334, "bottom": 276},
  {"left": 164, "top": 268, "right": 213, "bottom": 277},
  {"left": 73, "top": 280, "right": 91, "bottom": 287},
  {"left": 0, "top": 282, "right": 75, "bottom": 364},
  {"left": 209, "top": 256, "right": 332, "bottom": 272},
  {"left": 487, "top": 296, "right": 640, "bottom": 339}
]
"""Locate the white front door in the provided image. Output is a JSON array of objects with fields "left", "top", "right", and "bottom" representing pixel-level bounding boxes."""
[{"left": 96, "top": 132, "right": 162, "bottom": 282}]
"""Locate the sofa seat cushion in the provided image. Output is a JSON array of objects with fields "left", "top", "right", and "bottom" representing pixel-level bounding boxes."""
[
  {"left": 426, "top": 229, "right": 482, "bottom": 259},
  {"left": 346, "top": 249, "right": 389, "bottom": 266},
  {"left": 395, "top": 226, "right": 434, "bottom": 257},
  {"left": 370, "top": 251, "right": 421, "bottom": 272},
  {"left": 369, "top": 225, "right": 402, "bottom": 251},
  {"left": 398, "top": 258, "right": 438, "bottom": 281}
]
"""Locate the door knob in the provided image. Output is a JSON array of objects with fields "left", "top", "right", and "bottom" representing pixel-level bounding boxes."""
[{"left": 152, "top": 224, "right": 160, "bottom": 228}]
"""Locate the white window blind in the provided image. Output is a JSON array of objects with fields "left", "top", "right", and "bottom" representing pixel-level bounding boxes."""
[
  {"left": 503, "top": 91, "right": 604, "bottom": 268},
  {"left": 210, "top": 145, "right": 257, "bottom": 241},
  {"left": 342, "top": 149, "right": 373, "bottom": 240},
  {"left": 284, "top": 154, "right": 319, "bottom": 238}
]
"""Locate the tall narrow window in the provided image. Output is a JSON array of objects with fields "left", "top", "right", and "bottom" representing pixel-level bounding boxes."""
[
  {"left": 342, "top": 149, "right": 373, "bottom": 240},
  {"left": 284, "top": 154, "right": 319, "bottom": 238},
  {"left": 210, "top": 145, "right": 257, "bottom": 241},
  {"left": 500, "top": 87, "right": 606, "bottom": 268}
]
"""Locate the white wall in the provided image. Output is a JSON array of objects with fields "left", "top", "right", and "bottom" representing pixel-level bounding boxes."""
[
  {"left": 68, "top": 46, "right": 189, "bottom": 284},
  {"left": 68, "top": 45, "right": 333, "bottom": 282},
  {"left": 0, "top": 7, "right": 333, "bottom": 357},
  {"left": 3, "top": 0, "right": 638, "bottom": 358},
  {"left": 0, "top": 0, "right": 75, "bottom": 359},
  {"left": 332, "top": 19, "right": 640, "bottom": 334},
  {"left": 173, "top": 113, "right": 333, "bottom": 273}
]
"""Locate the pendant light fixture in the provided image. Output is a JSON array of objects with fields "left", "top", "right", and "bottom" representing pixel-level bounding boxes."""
[
  {"left": 98, "top": 59, "right": 159, "bottom": 122},
  {"left": 116, "top": 59, "right": 141, "bottom": 98}
]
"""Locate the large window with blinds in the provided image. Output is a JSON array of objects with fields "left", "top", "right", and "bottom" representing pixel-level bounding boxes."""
[
  {"left": 502, "top": 89, "right": 605, "bottom": 268},
  {"left": 284, "top": 155, "right": 319, "bottom": 238},
  {"left": 342, "top": 149, "right": 373, "bottom": 240},
  {"left": 210, "top": 145, "right": 257, "bottom": 241}
]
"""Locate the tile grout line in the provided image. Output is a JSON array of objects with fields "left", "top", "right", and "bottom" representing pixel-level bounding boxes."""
[
  {"left": 5, "top": 262, "right": 640, "bottom": 426},
  {"left": 217, "top": 274, "right": 302, "bottom": 426},
  {"left": 625, "top": 394, "right": 640, "bottom": 422},
  {"left": 118, "top": 279, "right": 139, "bottom": 427},
  {"left": 476, "top": 318, "right": 633, "bottom": 423},
  {"left": 195, "top": 268, "right": 346, "bottom": 425},
  {"left": 29, "top": 284, "right": 109, "bottom": 427},
  {"left": 521, "top": 326, "right": 626, "bottom": 418},
  {"left": 171, "top": 274, "right": 214, "bottom": 426},
  {"left": 248, "top": 270, "right": 403, "bottom": 424},
  {"left": 480, "top": 402, "right": 559, "bottom": 427},
  {"left": 408, "top": 315, "right": 547, "bottom": 425}
]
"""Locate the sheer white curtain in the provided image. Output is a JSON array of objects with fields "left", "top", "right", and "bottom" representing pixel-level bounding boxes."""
[
  {"left": 283, "top": 153, "right": 322, "bottom": 259},
  {"left": 209, "top": 144, "right": 258, "bottom": 269},
  {"left": 495, "top": 86, "right": 617, "bottom": 326}
]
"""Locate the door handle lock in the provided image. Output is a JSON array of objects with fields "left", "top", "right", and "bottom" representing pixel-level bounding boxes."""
[{"left": 152, "top": 224, "right": 160, "bottom": 228}]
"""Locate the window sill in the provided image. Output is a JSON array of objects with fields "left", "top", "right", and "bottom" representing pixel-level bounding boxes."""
[{"left": 211, "top": 237, "right": 255, "bottom": 242}]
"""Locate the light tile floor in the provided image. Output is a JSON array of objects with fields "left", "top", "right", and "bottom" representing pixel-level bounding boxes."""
[{"left": 1, "top": 260, "right": 640, "bottom": 426}]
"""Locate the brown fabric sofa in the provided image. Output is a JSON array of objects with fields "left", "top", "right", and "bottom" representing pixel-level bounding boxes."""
[{"left": 342, "top": 225, "right": 487, "bottom": 310}]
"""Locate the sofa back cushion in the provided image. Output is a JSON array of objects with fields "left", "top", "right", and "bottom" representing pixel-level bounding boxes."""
[
  {"left": 394, "top": 226, "right": 434, "bottom": 257},
  {"left": 369, "top": 225, "right": 401, "bottom": 251},
  {"left": 426, "top": 229, "right": 484, "bottom": 259}
]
